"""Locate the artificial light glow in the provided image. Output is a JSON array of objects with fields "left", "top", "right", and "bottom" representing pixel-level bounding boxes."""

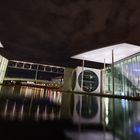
[
  {"left": 133, "top": 124, "right": 140, "bottom": 134},
  {"left": 134, "top": 127, "right": 140, "bottom": 133},
  {"left": 71, "top": 43, "right": 140, "bottom": 64},
  {"left": 105, "top": 117, "right": 109, "bottom": 125},
  {"left": 104, "top": 98, "right": 109, "bottom": 125},
  {"left": 133, "top": 69, "right": 140, "bottom": 72}
]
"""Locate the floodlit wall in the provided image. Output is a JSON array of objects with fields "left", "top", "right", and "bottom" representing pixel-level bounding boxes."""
[{"left": 0, "top": 55, "right": 8, "bottom": 84}]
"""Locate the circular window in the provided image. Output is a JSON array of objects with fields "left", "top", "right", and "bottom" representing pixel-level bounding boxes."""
[{"left": 78, "top": 70, "right": 99, "bottom": 92}]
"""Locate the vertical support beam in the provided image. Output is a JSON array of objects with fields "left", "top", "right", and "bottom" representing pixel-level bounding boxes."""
[
  {"left": 112, "top": 50, "right": 115, "bottom": 95},
  {"left": 35, "top": 64, "right": 39, "bottom": 82},
  {"left": 79, "top": 57, "right": 84, "bottom": 133},
  {"left": 104, "top": 58, "right": 106, "bottom": 94},
  {"left": 81, "top": 57, "right": 85, "bottom": 91},
  {"left": 103, "top": 58, "right": 106, "bottom": 140},
  {"left": 112, "top": 50, "right": 115, "bottom": 140}
]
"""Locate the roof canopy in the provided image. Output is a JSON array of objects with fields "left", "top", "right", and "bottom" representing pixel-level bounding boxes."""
[{"left": 71, "top": 43, "right": 140, "bottom": 64}]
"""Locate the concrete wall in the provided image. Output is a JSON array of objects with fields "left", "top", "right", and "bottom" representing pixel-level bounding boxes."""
[{"left": 61, "top": 68, "right": 74, "bottom": 119}]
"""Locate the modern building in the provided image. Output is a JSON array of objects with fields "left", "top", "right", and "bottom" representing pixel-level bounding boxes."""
[
  {"left": 106, "top": 52, "right": 140, "bottom": 96},
  {"left": 72, "top": 43, "right": 140, "bottom": 95},
  {"left": 69, "top": 43, "right": 140, "bottom": 139},
  {"left": 0, "top": 43, "right": 140, "bottom": 139}
]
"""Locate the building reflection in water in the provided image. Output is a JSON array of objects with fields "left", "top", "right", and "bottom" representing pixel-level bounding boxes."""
[
  {"left": 61, "top": 92, "right": 140, "bottom": 140},
  {"left": 0, "top": 85, "right": 140, "bottom": 139},
  {"left": 0, "top": 85, "right": 62, "bottom": 121}
]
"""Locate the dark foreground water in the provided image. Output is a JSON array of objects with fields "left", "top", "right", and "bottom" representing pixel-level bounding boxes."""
[
  {"left": 0, "top": 120, "right": 121, "bottom": 140},
  {"left": 0, "top": 120, "right": 69, "bottom": 140}
]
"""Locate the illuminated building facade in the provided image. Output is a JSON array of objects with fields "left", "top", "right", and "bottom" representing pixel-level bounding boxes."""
[
  {"left": 70, "top": 43, "right": 140, "bottom": 138},
  {"left": 106, "top": 52, "right": 140, "bottom": 96},
  {"left": 104, "top": 52, "right": 140, "bottom": 138},
  {"left": 0, "top": 55, "right": 8, "bottom": 84},
  {"left": 2, "top": 60, "right": 65, "bottom": 100},
  {"left": 71, "top": 43, "right": 140, "bottom": 96}
]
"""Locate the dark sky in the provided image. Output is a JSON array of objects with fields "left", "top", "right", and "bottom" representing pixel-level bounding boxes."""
[{"left": 0, "top": 0, "right": 140, "bottom": 68}]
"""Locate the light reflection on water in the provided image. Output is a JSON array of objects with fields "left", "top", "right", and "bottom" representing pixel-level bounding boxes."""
[
  {"left": 63, "top": 95, "right": 140, "bottom": 140},
  {"left": 0, "top": 85, "right": 62, "bottom": 121},
  {"left": 0, "top": 85, "right": 140, "bottom": 139},
  {"left": 0, "top": 98, "right": 61, "bottom": 121}
]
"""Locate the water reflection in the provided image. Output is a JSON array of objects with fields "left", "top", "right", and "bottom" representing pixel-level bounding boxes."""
[
  {"left": 42, "top": 105, "right": 47, "bottom": 120},
  {"left": 35, "top": 105, "right": 40, "bottom": 121},
  {"left": 0, "top": 98, "right": 61, "bottom": 121},
  {"left": 10, "top": 102, "right": 16, "bottom": 120},
  {"left": 62, "top": 93, "right": 140, "bottom": 140},
  {"left": 65, "top": 131, "right": 120, "bottom": 140},
  {"left": 0, "top": 85, "right": 140, "bottom": 139},
  {"left": 19, "top": 103, "right": 24, "bottom": 120},
  {"left": 0, "top": 85, "right": 62, "bottom": 121}
]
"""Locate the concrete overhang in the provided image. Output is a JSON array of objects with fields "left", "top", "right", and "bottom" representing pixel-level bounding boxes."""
[{"left": 71, "top": 43, "right": 140, "bottom": 64}]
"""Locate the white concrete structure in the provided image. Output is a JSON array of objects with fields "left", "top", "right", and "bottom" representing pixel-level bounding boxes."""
[{"left": 71, "top": 43, "right": 140, "bottom": 64}]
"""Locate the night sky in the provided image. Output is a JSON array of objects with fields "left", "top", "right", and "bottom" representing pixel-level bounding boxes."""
[{"left": 0, "top": 0, "right": 140, "bottom": 68}]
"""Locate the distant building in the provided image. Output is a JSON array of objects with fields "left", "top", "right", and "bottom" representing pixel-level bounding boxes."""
[
  {"left": 5, "top": 60, "right": 65, "bottom": 85},
  {"left": 0, "top": 55, "right": 8, "bottom": 84}
]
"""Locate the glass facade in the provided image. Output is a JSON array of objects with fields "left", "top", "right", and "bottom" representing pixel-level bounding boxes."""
[
  {"left": 104, "top": 52, "right": 140, "bottom": 139},
  {"left": 106, "top": 52, "right": 140, "bottom": 96}
]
